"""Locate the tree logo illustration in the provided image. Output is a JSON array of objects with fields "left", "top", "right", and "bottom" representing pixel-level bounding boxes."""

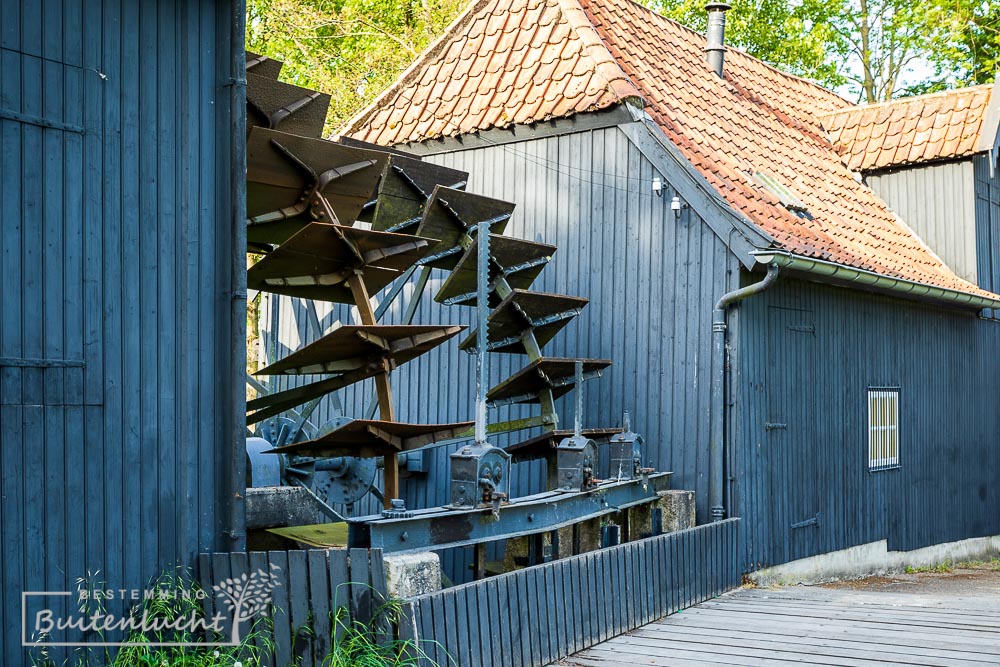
[{"left": 213, "top": 564, "right": 282, "bottom": 644}]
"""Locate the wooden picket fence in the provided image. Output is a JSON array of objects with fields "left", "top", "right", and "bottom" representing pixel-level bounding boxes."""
[
  {"left": 197, "top": 548, "right": 387, "bottom": 667},
  {"left": 398, "top": 519, "right": 743, "bottom": 667}
]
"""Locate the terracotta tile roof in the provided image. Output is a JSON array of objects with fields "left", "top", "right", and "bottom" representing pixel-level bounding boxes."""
[
  {"left": 820, "top": 85, "right": 995, "bottom": 172},
  {"left": 344, "top": 0, "right": 996, "bottom": 300},
  {"left": 341, "top": 0, "right": 641, "bottom": 146}
]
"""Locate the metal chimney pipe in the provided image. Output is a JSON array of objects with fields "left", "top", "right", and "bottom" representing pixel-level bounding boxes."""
[{"left": 705, "top": 2, "right": 732, "bottom": 77}]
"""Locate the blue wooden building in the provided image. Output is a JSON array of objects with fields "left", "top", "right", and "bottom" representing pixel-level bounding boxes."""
[
  {"left": 5, "top": 0, "right": 996, "bottom": 658},
  {"left": 334, "top": 0, "right": 1000, "bottom": 573},
  {"left": 0, "top": 0, "right": 246, "bottom": 659}
]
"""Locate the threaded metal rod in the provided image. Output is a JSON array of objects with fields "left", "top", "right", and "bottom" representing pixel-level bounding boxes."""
[{"left": 475, "top": 222, "right": 491, "bottom": 444}]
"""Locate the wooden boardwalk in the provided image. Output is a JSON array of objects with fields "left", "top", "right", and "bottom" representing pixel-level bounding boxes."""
[{"left": 554, "top": 585, "right": 1000, "bottom": 666}]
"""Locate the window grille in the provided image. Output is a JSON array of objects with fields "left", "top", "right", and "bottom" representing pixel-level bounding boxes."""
[{"left": 868, "top": 388, "right": 900, "bottom": 470}]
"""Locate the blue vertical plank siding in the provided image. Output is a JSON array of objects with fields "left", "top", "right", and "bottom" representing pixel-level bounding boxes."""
[
  {"left": 734, "top": 278, "right": 1000, "bottom": 570},
  {"left": 975, "top": 154, "right": 1000, "bottom": 302},
  {"left": 261, "top": 125, "right": 736, "bottom": 536},
  {"left": 254, "top": 115, "right": 1000, "bottom": 583},
  {"left": 259, "top": 124, "right": 735, "bottom": 586},
  {"left": 866, "top": 161, "right": 979, "bottom": 285},
  {"left": 423, "top": 132, "right": 1000, "bottom": 573},
  {"left": 0, "top": 0, "right": 242, "bottom": 659},
  {"left": 423, "top": 127, "right": 739, "bottom": 521}
]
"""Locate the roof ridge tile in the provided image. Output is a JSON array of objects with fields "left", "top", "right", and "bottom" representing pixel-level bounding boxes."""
[{"left": 555, "top": 0, "right": 643, "bottom": 104}]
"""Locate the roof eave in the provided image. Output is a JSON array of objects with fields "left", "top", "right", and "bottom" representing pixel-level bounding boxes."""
[
  {"left": 974, "top": 78, "right": 1000, "bottom": 154},
  {"left": 389, "top": 104, "right": 637, "bottom": 155},
  {"left": 860, "top": 154, "right": 979, "bottom": 175},
  {"left": 751, "top": 249, "right": 1000, "bottom": 312}
]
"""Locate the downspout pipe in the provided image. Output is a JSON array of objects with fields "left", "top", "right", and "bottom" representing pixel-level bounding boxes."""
[
  {"left": 709, "top": 264, "right": 779, "bottom": 522},
  {"left": 226, "top": 0, "right": 248, "bottom": 552}
]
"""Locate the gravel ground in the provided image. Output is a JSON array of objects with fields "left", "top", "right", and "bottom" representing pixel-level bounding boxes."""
[{"left": 818, "top": 563, "right": 1000, "bottom": 597}]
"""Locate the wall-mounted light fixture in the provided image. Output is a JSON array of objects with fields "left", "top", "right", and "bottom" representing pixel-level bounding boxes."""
[
  {"left": 652, "top": 176, "right": 663, "bottom": 197},
  {"left": 671, "top": 195, "right": 683, "bottom": 220}
]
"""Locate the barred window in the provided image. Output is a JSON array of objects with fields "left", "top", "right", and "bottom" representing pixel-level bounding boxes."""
[{"left": 868, "top": 388, "right": 900, "bottom": 470}]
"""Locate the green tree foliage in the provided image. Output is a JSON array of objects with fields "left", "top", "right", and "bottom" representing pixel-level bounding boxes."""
[
  {"left": 643, "top": 0, "right": 851, "bottom": 90},
  {"left": 829, "top": 0, "right": 997, "bottom": 101},
  {"left": 248, "top": 0, "right": 997, "bottom": 130},
  {"left": 918, "top": 0, "right": 1000, "bottom": 92},
  {"left": 649, "top": 0, "right": 997, "bottom": 102},
  {"left": 840, "top": 0, "right": 944, "bottom": 102},
  {"left": 246, "top": 0, "right": 466, "bottom": 134}
]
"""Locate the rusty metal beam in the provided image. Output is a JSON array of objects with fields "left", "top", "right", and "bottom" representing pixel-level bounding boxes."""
[{"left": 348, "top": 472, "right": 672, "bottom": 554}]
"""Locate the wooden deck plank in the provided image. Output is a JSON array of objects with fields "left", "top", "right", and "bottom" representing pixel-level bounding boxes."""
[
  {"left": 699, "top": 598, "right": 1000, "bottom": 630},
  {"left": 703, "top": 600, "right": 997, "bottom": 629},
  {"left": 718, "top": 592, "right": 1000, "bottom": 616},
  {"left": 717, "top": 596, "right": 1000, "bottom": 622},
  {"left": 732, "top": 588, "right": 1000, "bottom": 614},
  {"left": 592, "top": 633, "right": 950, "bottom": 667},
  {"left": 672, "top": 604, "right": 1000, "bottom": 640},
  {"left": 631, "top": 625, "right": 999, "bottom": 665},
  {"left": 675, "top": 613, "right": 1000, "bottom": 647},
  {"left": 562, "top": 643, "right": 827, "bottom": 666},
  {"left": 554, "top": 587, "right": 1000, "bottom": 666},
  {"left": 560, "top": 656, "right": 735, "bottom": 667},
  {"left": 664, "top": 610, "right": 1000, "bottom": 649},
  {"left": 648, "top": 613, "right": 1000, "bottom": 655}
]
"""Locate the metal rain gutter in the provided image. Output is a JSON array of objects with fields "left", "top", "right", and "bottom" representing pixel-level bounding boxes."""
[{"left": 751, "top": 250, "right": 1000, "bottom": 312}]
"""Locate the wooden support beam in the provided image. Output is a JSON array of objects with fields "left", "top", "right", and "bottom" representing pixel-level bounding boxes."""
[
  {"left": 528, "top": 533, "right": 545, "bottom": 566},
  {"left": 348, "top": 272, "right": 398, "bottom": 509},
  {"left": 473, "top": 543, "right": 487, "bottom": 581}
]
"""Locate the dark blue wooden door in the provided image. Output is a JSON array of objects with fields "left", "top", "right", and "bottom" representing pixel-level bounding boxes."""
[
  {"left": 766, "top": 306, "right": 820, "bottom": 565},
  {"left": 0, "top": 0, "right": 240, "bottom": 659},
  {"left": 1, "top": 41, "right": 91, "bottom": 664}
]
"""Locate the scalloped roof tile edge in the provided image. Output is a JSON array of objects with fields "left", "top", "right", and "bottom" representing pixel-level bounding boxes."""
[
  {"left": 820, "top": 83, "right": 996, "bottom": 172},
  {"left": 339, "top": 0, "right": 643, "bottom": 144}
]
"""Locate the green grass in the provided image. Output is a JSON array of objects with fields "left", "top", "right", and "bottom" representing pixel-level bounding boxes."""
[
  {"left": 29, "top": 569, "right": 273, "bottom": 667},
  {"left": 905, "top": 560, "right": 954, "bottom": 574},
  {"left": 954, "top": 556, "right": 1000, "bottom": 571},
  {"left": 904, "top": 556, "right": 1000, "bottom": 574},
  {"left": 321, "top": 593, "right": 443, "bottom": 667}
]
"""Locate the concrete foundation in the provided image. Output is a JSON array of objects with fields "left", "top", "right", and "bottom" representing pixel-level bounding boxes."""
[
  {"left": 502, "top": 535, "right": 533, "bottom": 570},
  {"left": 658, "top": 489, "right": 696, "bottom": 533},
  {"left": 384, "top": 552, "right": 442, "bottom": 599},
  {"left": 749, "top": 535, "right": 1000, "bottom": 586},
  {"left": 556, "top": 525, "right": 574, "bottom": 559},
  {"left": 625, "top": 489, "right": 696, "bottom": 537},
  {"left": 554, "top": 516, "right": 603, "bottom": 558},
  {"left": 245, "top": 486, "right": 328, "bottom": 530},
  {"left": 628, "top": 501, "right": 653, "bottom": 539},
  {"left": 505, "top": 489, "right": 697, "bottom": 567}
]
